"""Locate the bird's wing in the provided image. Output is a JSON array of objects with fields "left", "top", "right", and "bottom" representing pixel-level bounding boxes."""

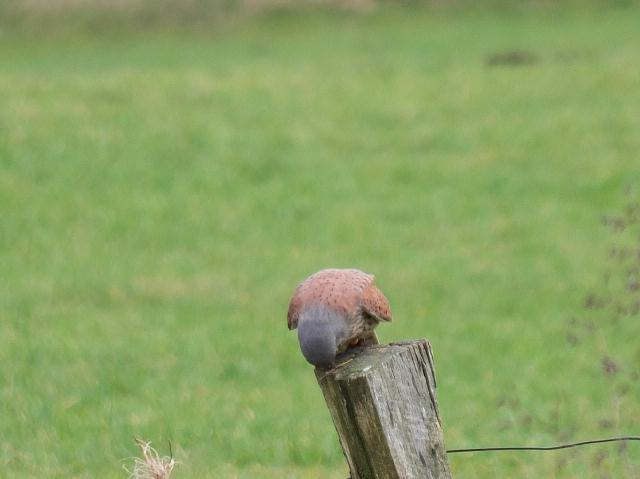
[
  {"left": 286, "top": 269, "right": 346, "bottom": 329},
  {"left": 287, "top": 270, "right": 324, "bottom": 329},
  {"left": 288, "top": 268, "right": 381, "bottom": 329},
  {"left": 287, "top": 285, "right": 304, "bottom": 330},
  {"left": 361, "top": 282, "right": 392, "bottom": 322}
]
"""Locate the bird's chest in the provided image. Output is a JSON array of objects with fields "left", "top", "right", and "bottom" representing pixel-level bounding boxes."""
[{"left": 334, "top": 309, "right": 374, "bottom": 348}]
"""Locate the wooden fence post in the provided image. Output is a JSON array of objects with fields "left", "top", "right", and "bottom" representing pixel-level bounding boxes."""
[{"left": 315, "top": 339, "right": 452, "bottom": 479}]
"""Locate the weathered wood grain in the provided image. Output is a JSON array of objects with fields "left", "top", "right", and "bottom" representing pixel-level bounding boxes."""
[{"left": 315, "top": 339, "right": 452, "bottom": 479}]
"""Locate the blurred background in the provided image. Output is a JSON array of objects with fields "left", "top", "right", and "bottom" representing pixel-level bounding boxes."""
[{"left": 1, "top": 0, "right": 639, "bottom": 477}]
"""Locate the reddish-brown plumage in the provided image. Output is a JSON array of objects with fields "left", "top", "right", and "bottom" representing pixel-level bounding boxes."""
[{"left": 287, "top": 269, "right": 392, "bottom": 350}]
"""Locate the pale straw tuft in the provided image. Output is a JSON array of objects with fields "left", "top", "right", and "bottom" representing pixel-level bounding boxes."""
[{"left": 123, "top": 438, "right": 177, "bottom": 479}]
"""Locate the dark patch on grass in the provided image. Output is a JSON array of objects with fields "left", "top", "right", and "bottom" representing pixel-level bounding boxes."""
[
  {"left": 563, "top": 187, "right": 640, "bottom": 474},
  {"left": 485, "top": 50, "right": 539, "bottom": 67},
  {"left": 601, "top": 356, "right": 619, "bottom": 376}
]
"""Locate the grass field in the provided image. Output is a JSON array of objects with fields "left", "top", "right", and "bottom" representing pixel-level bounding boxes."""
[{"left": 2, "top": 3, "right": 640, "bottom": 477}]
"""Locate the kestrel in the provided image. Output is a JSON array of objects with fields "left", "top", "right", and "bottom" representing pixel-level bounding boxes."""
[{"left": 287, "top": 268, "right": 392, "bottom": 368}]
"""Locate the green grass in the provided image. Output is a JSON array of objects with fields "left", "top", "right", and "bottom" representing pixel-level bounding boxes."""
[{"left": 1, "top": 4, "right": 640, "bottom": 477}]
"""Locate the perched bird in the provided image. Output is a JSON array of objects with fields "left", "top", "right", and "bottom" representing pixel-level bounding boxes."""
[{"left": 287, "top": 268, "right": 392, "bottom": 368}]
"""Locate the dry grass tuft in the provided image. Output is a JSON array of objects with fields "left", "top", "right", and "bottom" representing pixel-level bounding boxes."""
[{"left": 124, "top": 438, "right": 177, "bottom": 479}]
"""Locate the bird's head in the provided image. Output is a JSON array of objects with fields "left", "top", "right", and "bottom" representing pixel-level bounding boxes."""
[{"left": 297, "top": 306, "right": 338, "bottom": 368}]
